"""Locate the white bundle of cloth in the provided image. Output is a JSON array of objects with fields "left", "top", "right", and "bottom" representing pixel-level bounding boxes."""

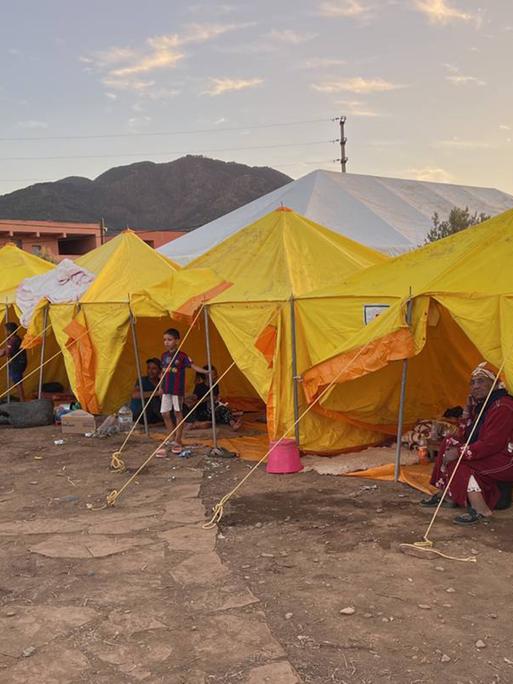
[{"left": 17, "top": 258, "right": 96, "bottom": 327}]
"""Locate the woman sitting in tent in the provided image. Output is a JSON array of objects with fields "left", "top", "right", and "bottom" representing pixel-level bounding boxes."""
[
  {"left": 421, "top": 362, "right": 513, "bottom": 525},
  {"left": 184, "top": 366, "right": 241, "bottom": 432}
]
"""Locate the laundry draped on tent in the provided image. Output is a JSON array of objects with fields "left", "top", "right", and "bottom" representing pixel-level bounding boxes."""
[
  {"left": 24, "top": 230, "right": 231, "bottom": 414},
  {"left": 177, "top": 207, "right": 388, "bottom": 453},
  {"left": 296, "top": 208, "right": 513, "bottom": 446}
]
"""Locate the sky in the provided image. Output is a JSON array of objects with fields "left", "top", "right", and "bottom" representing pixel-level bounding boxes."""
[{"left": 1, "top": 0, "right": 512, "bottom": 197}]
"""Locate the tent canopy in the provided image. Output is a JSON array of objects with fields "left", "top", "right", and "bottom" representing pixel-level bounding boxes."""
[
  {"left": 159, "top": 170, "right": 513, "bottom": 263},
  {"left": 26, "top": 230, "right": 230, "bottom": 414},
  {"left": 296, "top": 208, "right": 513, "bottom": 445},
  {"left": 0, "top": 243, "right": 54, "bottom": 307},
  {"left": 184, "top": 208, "right": 389, "bottom": 453}
]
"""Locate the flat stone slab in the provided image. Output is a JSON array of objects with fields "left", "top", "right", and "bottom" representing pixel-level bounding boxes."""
[
  {"left": 29, "top": 534, "right": 153, "bottom": 558},
  {"left": 162, "top": 499, "right": 205, "bottom": 525},
  {"left": 88, "top": 634, "right": 173, "bottom": 681},
  {"left": 0, "top": 646, "right": 90, "bottom": 684},
  {"left": 189, "top": 582, "right": 260, "bottom": 613},
  {"left": 170, "top": 552, "right": 230, "bottom": 585},
  {"left": 159, "top": 525, "right": 217, "bottom": 554},
  {"left": 244, "top": 661, "right": 301, "bottom": 683},
  {"left": 88, "top": 516, "right": 159, "bottom": 535},
  {"left": 0, "top": 606, "right": 98, "bottom": 658},
  {"left": 0, "top": 519, "right": 86, "bottom": 535},
  {"left": 192, "top": 613, "right": 286, "bottom": 671},
  {"left": 168, "top": 482, "right": 201, "bottom": 499}
]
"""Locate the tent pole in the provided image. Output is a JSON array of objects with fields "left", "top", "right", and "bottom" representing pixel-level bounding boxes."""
[
  {"left": 37, "top": 304, "right": 49, "bottom": 399},
  {"left": 394, "top": 296, "right": 414, "bottom": 482},
  {"left": 289, "top": 297, "right": 301, "bottom": 446},
  {"left": 5, "top": 301, "right": 10, "bottom": 404},
  {"left": 129, "top": 304, "right": 149, "bottom": 436},
  {"left": 203, "top": 305, "right": 218, "bottom": 450}
]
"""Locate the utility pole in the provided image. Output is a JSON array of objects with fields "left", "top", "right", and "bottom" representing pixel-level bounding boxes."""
[
  {"left": 339, "top": 115, "right": 348, "bottom": 173},
  {"left": 100, "top": 217, "right": 106, "bottom": 245},
  {"left": 332, "top": 115, "right": 348, "bottom": 172}
]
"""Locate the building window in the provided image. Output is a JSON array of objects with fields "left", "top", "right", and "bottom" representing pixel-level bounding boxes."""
[{"left": 31, "top": 244, "right": 42, "bottom": 255}]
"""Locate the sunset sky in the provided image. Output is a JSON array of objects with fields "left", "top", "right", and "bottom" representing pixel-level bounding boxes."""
[{"left": 1, "top": 0, "right": 512, "bottom": 196}]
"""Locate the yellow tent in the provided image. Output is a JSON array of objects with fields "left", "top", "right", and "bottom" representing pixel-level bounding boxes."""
[
  {"left": 297, "top": 208, "right": 513, "bottom": 443},
  {"left": 0, "top": 243, "right": 68, "bottom": 399},
  {"left": 26, "top": 231, "right": 230, "bottom": 413},
  {"left": 184, "top": 207, "right": 388, "bottom": 452}
]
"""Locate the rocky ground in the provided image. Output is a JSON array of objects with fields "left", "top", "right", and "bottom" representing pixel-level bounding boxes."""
[{"left": 1, "top": 425, "right": 513, "bottom": 683}]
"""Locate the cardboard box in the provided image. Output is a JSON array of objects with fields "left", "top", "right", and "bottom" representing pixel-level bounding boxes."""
[{"left": 61, "top": 409, "right": 97, "bottom": 434}]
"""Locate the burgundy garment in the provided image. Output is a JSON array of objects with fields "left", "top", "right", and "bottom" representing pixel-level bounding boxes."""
[{"left": 430, "top": 395, "right": 513, "bottom": 509}]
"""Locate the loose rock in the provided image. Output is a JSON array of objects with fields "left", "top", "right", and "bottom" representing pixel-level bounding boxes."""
[
  {"left": 23, "top": 647, "right": 36, "bottom": 658},
  {"left": 475, "top": 640, "right": 486, "bottom": 649},
  {"left": 340, "top": 607, "right": 356, "bottom": 615},
  {"left": 441, "top": 654, "right": 451, "bottom": 663}
]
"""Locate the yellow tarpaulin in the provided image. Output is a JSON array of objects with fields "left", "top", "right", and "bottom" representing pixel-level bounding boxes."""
[
  {"left": 0, "top": 243, "right": 68, "bottom": 398},
  {"left": 185, "top": 207, "right": 388, "bottom": 453},
  {"left": 298, "top": 208, "right": 513, "bottom": 449},
  {"left": 25, "top": 231, "right": 232, "bottom": 413}
]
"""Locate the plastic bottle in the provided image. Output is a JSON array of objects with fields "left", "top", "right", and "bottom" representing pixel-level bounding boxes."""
[{"left": 117, "top": 405, "right": 133, "bottom": 432}]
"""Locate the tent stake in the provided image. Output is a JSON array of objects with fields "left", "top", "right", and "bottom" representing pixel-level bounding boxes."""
[
  {"left": 4, "top": 301, "right": 10, "bottom": 404},
  {"left": 394, "top": 296, "right": 414, "bottom": 482},
  {"left": 37, "top": 304, "right": 49, "bottom": 399},
  {"left": 128, "top": 304, "right": 149, "bottom": 436},
  {"left": 289, "top": 296, "right": 301, "bottom": 446},
  {"left": 203, "top": 305, "right": 218, "bottom": 450}
]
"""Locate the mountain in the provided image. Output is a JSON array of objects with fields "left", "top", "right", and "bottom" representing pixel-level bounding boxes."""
[{"left": 0, "top": 156, "right": 292, "bottom": 231}]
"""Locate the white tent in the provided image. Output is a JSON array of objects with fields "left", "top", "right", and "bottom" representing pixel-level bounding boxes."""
[{"left": 159, "top": 170, "right": 513, "bottom": 263}]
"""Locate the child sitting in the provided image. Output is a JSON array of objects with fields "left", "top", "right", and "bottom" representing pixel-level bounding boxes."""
[{"left": 185, "top": 366, "right": 241, "bottom": 431}]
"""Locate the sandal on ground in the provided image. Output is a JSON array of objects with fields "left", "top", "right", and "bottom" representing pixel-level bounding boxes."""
[
  {"left": 155, "top": 446, "right": 168, "bottom": 458},
  {"left": 453, "top": 507, "right": 490, "bottom": 525},
  {"left": 171, "top": 445, "right": 183, "bottom": 454},
  {"left": 420, "top": 494, "right": 458, "bottom": 508}
]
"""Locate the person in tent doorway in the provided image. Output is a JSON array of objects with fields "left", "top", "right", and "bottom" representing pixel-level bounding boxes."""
[
  {"left": 420, "top": 362, "right": 513, "bottom": 524},
  {"left": 130, "top": 358, "right": 163, "bottom": 424},
  {"left": 0, "top": 322, "right": 27, "bottom": 402},
  {"left": 157, "top": 328, "right": 211, "bottom": 455},
  {"left": 184, "top": 365, "right": 242, "bottom": 431}
]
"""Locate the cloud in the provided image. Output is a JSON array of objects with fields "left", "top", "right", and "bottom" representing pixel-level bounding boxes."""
[
  {"left": 300, "top": 57, "right": 346, "bottom": 69},
  {"left": 446, "top": 74, "right": 486, "bottom": 86},
  {"left": 128, "top": 116, "right": 152, "bottom": 129},
  {"left": 312, "top": 77, "right": 405, "bottom": 93},
  {"left": 414, "top": 0, "right": 478, "bottom": 25},
  {"left": 17, "top": 120, "right": 48, "bottom": 129},
  {"left": 267, "top": 29, "right": 317, "bottom": 44},
  {"left": 444, "top": 63, "right": 485, "bottom": 86},
  {"left": 318, "top": 0, "right": 371, "bottom": 18},
  {"left": 105, "top": 92, "right": 118, "bottom": 100},
  {"left": 202, "top": 77, "right": 263, "bottom": 96},
  {"left": 102, "top": 77, "right": 156, "bottom": 92},
  {"left": 408, "top": 167, "right": 454, "bottom": 182},
  {"left": 499, "top": 124, "right": 511, "bottom": 131},
  {"left": 336, "top": 99, "right": 383, "bottom": 117},
  {"left": 437, "top": 138, "right": 492, "bottom": 149},
  {"left": 84, "top": 22, "right": 252, "bottom": 93}
]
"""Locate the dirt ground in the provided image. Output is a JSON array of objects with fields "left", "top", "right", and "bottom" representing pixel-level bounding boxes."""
[{"left": 1, "top": 425, "right": 513, "bottom": 683}]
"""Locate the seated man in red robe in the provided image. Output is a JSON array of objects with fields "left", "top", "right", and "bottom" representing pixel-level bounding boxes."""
[{"left": 421, "top": 362, "right": 513, "bottom": 525}]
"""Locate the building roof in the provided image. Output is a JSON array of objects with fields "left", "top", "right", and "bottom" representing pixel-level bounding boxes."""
[{"left": 159, "top": 170, "right": 513, "bottom": 263}]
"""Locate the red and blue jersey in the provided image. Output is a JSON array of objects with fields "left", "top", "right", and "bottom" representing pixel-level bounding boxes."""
[{"left": 161, "top": 350, "right": 192, "bottom": 396}]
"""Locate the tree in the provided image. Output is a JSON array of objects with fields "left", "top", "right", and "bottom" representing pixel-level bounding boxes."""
[{"left": 425, "top": 206, "right": 490, "bottom": 244}]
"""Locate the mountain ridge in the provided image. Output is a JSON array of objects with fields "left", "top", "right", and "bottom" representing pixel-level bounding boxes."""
[{"left": 0, "top": 156, "right": 292, "bottom": 231}]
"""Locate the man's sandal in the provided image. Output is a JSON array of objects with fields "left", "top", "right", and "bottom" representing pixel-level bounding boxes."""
[{"left": 453, "top": 507, "right": 490, "bottom": 525}]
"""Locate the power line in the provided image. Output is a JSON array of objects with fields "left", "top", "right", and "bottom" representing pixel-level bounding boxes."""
[
  {"left": 0, "top": 117, "right": 330, "bottom": 143},
  {"left": 0, "top": 139, "right": 332, "bottom": 162}
]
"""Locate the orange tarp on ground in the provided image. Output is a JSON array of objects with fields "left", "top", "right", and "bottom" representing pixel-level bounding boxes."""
[{"left": 344, "top": 462, "right": 437, "bottom": 494}]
